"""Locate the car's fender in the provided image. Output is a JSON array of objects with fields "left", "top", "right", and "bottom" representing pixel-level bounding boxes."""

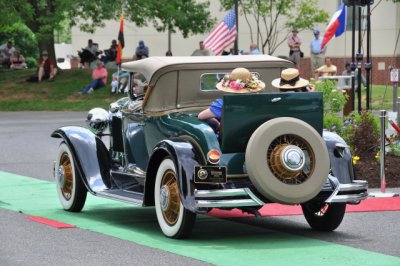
[
  {"left": 323, "top": 131, "right": 354, "bottom": 184},
  {"left": 143, "top": 138, "right": 205, "bottom": 212},
  {"left": 51, "top": 126, "right": 111, "bottom": 193}
]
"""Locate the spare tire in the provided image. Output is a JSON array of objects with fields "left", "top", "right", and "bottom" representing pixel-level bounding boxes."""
[{"left": 245, "top": 117, "right": 329, "bottom": 204}]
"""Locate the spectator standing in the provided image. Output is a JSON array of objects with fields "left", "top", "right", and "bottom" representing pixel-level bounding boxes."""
[
  {"left": 79, "top": 60, "right": 108, "bottom": 95},
  {"left": 191, "top": 41, "right": 210, "bottom": 56},
  {"left": 288, "top": 29, "right": 302, "bottom": 68},
  {"left": 134, "top": 40, "right": 149, "bottom": 60},
  {"left": 310, "top": 29, "right": 326, "bottom": 75},
  {"left": 10, "top": 50, "right": 27, "bottom": 69},
  {"left": 315, "top": 57, "right": 337, "bottom": 81},
  {"left": 38, "top": 50, "right": 57, "bottom": 81},
  {"left": 249, "top": 43, "right": 261, "bottom": 55},
  {"left": 1, "top": 41, "right": 16, "bottom": 67}
]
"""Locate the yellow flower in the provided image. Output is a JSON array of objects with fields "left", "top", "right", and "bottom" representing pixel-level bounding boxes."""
[{"left": 352, "top": 156, "right": 360, "bottom": 165}]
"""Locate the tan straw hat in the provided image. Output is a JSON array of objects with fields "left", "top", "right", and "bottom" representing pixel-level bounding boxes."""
[
  {"left": 271, "top": 68, "right": 309, "bottom": 90},
  {"left": 216, "top": 67, "right": 265, "bottom": 94}
]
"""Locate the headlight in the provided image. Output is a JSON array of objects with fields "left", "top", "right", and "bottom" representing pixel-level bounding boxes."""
[{"left": 86, "top": 108, "right": 109, "bottom": 135}]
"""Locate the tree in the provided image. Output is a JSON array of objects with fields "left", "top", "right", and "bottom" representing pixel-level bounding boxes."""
[
  {"left": 0, "top": 0, "right": 215, "bottom": 61},
  {"left": 220, "top": 0, "right": 329, "bottom": 55}
]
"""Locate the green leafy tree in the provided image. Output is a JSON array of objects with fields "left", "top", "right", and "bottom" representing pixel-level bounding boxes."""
[
  {"left": 220, "top": 0, "right": 329, "bottom": 55},
  {"left": 0, "top": 0, "right": 215, "bottom": 61}
]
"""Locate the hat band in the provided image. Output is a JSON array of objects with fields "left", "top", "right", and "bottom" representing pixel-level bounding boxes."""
[{"left": 280, "top": 76, "right": 300, "bottom": 86}]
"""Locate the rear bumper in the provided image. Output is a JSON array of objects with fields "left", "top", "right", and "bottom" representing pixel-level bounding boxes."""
[
  {"left": 194, "top": 178, "right": 368, "bottom": 208},
  {"left": 325, "top": 179, "right": 368, "bottom": 204}
]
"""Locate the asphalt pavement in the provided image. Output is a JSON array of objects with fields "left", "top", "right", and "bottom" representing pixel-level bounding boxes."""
[{"left": 0, "top": 111, "right": 399, "bottom": 265}]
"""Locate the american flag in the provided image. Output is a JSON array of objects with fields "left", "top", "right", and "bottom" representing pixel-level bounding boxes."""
[{"left": 204, "top": 7, "right": 237, "bottom": 56}]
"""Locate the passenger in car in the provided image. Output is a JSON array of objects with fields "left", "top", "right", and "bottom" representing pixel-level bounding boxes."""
[
  {"left": 198, "top": 67, "right": 265, "bottom": 131},
  {"left": 271, "top": 68, "right": 315, "bottom": 92}
]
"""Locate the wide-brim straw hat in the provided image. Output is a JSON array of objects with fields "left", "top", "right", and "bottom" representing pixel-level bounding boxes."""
[
  {"left": 216, "top": 67, "right": 265, "bottom": 94},
  {"left": 271, "top": 68, "right": 309, "bottom": 90}
]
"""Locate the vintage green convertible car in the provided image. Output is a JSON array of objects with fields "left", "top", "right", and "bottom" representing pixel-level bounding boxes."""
[{"left": 52, "top": 55, "right": 368, "bottom": 238}]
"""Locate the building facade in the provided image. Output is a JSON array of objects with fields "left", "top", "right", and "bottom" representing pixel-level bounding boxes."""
[{"left": 71, "top": 1, "right": 399, "bottom": 84}]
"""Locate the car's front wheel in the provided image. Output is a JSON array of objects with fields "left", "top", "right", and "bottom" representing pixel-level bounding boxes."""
[
  {"left": 301, "top": 202, "right": 346, "bottom": 231},
  {"left": 154, "top": 158, "right": 196, "bottom": 238},
  {"left": 54, "top": 142, "right": 87, "bottom": 212}
]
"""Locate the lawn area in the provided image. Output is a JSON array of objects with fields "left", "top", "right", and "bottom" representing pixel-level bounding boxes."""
[
  {"left": 0, "top": 67, "right": 396, "bottom": 111},
  {"left": 0, "top": 68, "right": 121, "bottom": 111}
]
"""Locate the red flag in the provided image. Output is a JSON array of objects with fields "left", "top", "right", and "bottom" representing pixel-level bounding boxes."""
[
  {"left": 116, "top": 14, "right": 124, "bottom": 65},
  {"left": 204, "top": 7, "right": 237, "bottom": 56}
]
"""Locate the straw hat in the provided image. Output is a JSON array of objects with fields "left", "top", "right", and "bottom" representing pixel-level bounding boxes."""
[
  {"left": 216, "top": 67, "right": 265, "bottom": 94},
  {"left": 271, "top": 68, "right": 309, "bottom": 90}
]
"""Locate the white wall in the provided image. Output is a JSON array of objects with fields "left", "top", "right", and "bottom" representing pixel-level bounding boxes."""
[{"left": 71, "top": 1, "right": 399, "bottom": 59}]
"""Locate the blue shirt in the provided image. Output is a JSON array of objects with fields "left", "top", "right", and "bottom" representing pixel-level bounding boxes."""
[
  {"left": 310, "top": 37, "right": 323, "bottom": 54},
  {"left": 209, "top": 98, "right": 223, "bottom": 120}
]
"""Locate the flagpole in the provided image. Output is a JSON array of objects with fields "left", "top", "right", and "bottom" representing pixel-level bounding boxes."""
[{"left": 234, "top": 0, "right": 239, "bottom": 55}]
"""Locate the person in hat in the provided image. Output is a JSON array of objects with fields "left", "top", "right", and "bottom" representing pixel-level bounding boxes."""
[
  {"left": 310, "top": 29, "right": 326, "bottom": 76},
  {"left": 79, "top": 60, "right": 108, "bottom": 95},
  {"left": 271, "top": 68, "right": 315, "bottom": 92},
  {"left": 287, "top": 29, "right": 302, "bottom": 68},
  {"left": 37, "top": 50, "right": 57, "bottom": 82},
  {"left": 198, "top": 67, "right": 265, "bottom": 131}
]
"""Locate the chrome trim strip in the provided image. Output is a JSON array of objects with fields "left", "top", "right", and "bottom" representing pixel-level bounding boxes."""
[
  {"left": 197, "top": 199, "right": 261, "bottom": 208},
  {"left": 195, "top": 188, "right": 249, "bottom": 198},
  {"left": 327, "top": 192, "right": 369, "bottom": 203},
  {"left": 194, "top": 188, "right": 264, "bottom": 208},
  {"left": 95, "top": 191, "right": 143, "bottom": 205}
]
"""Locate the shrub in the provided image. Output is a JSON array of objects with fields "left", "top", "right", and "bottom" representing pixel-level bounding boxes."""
[
  {"left": 25, "top": 57, "right": 37, "bottom": 68},
  {"left": 339, "top": 111, "right": 380, "bottom": 155},
  {"left": 316, "top": 79, "right": 347, "bottom": 116}
]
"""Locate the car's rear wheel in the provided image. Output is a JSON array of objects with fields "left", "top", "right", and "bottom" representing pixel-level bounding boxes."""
[
  {"left": 55, "top": 142, "right": 87, "bottom": 212},
  {"left": 245, "top": 117, "right": 330, "bottom": 204},
  {"left": 301, "top": 202, "right": 346, "bottom": 231},
  {"left": 154, "top": 158, "right": 196, "bottom": 238}
]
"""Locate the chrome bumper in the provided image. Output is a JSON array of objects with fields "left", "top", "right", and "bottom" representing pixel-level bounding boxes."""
[
  {"left": 194, "top": 188, "right": 264, "bottom": 208},
  {"left": 194, "top": 179, "right": 368, "bottom": 208},
  {"left": 325, "top": 179, "right": 368, "bottom": 204}
]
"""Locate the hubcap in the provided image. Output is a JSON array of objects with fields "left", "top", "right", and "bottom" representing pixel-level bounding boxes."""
[
  {"left": 281, "top": 146, "right": 305, "bottom": 171},
  {"left": 159, "top": 186, "right": 169, "bottom": 211}
]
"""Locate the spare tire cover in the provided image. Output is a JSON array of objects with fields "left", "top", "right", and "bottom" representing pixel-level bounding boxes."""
[{"left": 245, "top": 117, "right": 329, "bottom": 204}]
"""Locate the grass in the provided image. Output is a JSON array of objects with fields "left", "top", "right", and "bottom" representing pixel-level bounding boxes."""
[
  {"left": 0, "top": 68, "right": 121, "bottom": 111},
  {"left": 0, "top": 67, "right": 397, "bottom": 111}
]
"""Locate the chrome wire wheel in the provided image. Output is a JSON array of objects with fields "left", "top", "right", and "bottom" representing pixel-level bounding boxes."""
[
  {"left": 55, "top": 143, "right": 87, "bottom": 212},
  {"left": 58, "top": 153, "right": 73, "bottom": 201},
  {"left": 159, "top": 170, "right": 180, "bottom": 226},
  {"left": 267, "top": 134, "right": 315, "bottom": 185}
]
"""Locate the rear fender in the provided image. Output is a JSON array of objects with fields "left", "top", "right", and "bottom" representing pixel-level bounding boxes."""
[
  {"left": 323, "top": 131, "right": 354, "bottom": 184},
  {"left": 51, "top": 126, "right": 111, "bottom": 193},
  {"left": 144, "top": 139, "right": 204, "bottom": 211}
]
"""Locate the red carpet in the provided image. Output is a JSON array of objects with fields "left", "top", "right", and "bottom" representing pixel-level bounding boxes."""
[
  {"left": 25, "top": 216, "right": 76, "bottom": 229},
  {"left": 209, "top": 197, "right": 400, "bottom": 218}
]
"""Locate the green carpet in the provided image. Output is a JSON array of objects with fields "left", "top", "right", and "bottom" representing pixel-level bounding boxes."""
[{"left": 1, "top": 171, "right": 399, "bottom": 266}]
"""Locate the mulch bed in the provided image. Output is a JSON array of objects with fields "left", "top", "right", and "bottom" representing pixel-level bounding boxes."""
[{"left": 354, "top": 152, "right": 400, "bottom": 188}]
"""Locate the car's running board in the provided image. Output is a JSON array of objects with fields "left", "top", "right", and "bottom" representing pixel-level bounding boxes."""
[{"left": 95, "top": 189, "right": 144, "bottom": 205}]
